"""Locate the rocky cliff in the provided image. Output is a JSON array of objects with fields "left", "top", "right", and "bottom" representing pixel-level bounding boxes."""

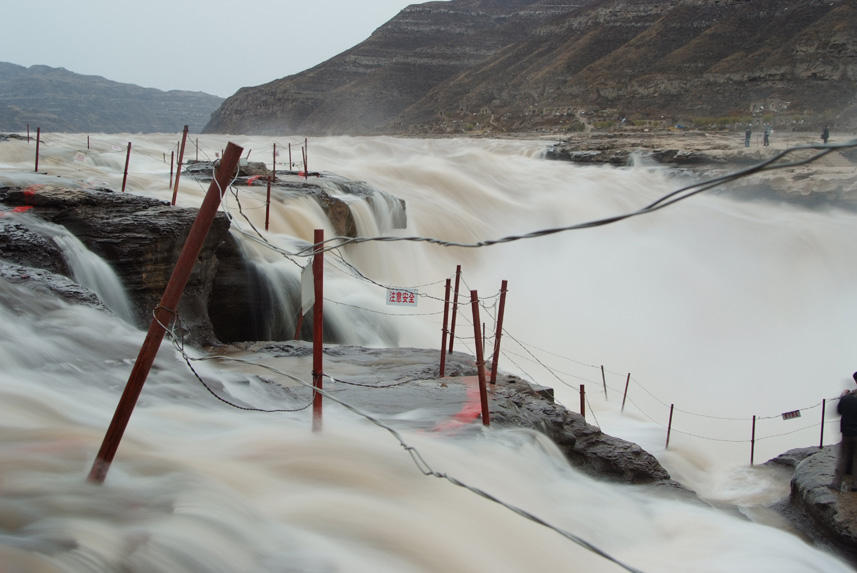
[
  {"left": 0, "top": 62, "right": 223, "bottom": 133},
  {"left": 204, "top": 0, "right": 857, "bottom": 136}
]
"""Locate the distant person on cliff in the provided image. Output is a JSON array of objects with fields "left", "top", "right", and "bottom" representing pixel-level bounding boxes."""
[
  {"left": 822, "top": 125, "right": 830, "bottom": 144},
  {"left": 830, "top": 373, "right": 857, "bottom": 493},
  {"left": 744, "top": 128, "right": 752, "bottom": 147},
  {"left": 763, "top": 125, "right": 771, "bottom": 146}
]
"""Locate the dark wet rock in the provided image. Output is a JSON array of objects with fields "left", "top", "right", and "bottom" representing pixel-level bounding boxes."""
[
  {"left": 766, "top": 446, "right": 857, "bottom": 567},
  {"left": 0, "top": 184, "right": 232, "bottom": 345},
  {"left": 0, "top": 215, "right": 70, "bottom": 275},
  {"left": 491, "top": 373, "right": 681, "bottom": 488},
  {"left": 0, "top": 260, "right": 108, "bottom": 311}
]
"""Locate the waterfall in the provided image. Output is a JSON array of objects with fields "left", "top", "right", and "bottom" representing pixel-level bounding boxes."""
[{"left": 18, "top": 215, "right": 135, "bottom": 324}]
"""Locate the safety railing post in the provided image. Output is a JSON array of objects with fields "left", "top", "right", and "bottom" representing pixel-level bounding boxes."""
[
  {"left": 470, "top": 290, "right": 490, "bottom": 426},
  {"left": 601, "top": 365, "right": 608, "bottom": 400},
  {"left": 439, "top": 278, "right": 451, "bottom": 377},
  {"left": 272, "top": 143, "right": 277, "bottom": 182},
  {"left": 87, "top": 141, "right": 244, "bottom": 484},
  {"left": 265, "top": 177, "right": 272, "bottom": 231},
  {"left": 448, "top": 265, "right": 462, "bottom": 353},
  {"left": 666, "top": 404, "right": 675, "bottom": 449},
  {"left": 580, "top": 385, "right": 586, "bottom": 420},
  {"left": 34, "top": 128, "right": 40, "bottom": 172},
  {"left": 750, "top": 415, "right": 756, "bottom": 466},
  {"left": 489, "top": 280, "right": 508, "bottom": 385},
  {"left": 169, "top": 151, "right": 174, "bottom": 190},
  {"left": 312, "top": 229, "right": 324, "bottom": 432},
  {"left": 621, "top": 373, "right": 630, "bottom": 412},
  {"left": 121, "top": 142, "right": 131, "bottom": 192},
  {"left": 171, "top": 125, "right": 188, "bottom": 205},
  {"left": 820, "top": 399, "right": 826, "bottom": 448}
]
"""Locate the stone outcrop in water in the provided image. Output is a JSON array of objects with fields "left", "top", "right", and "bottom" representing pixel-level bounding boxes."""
[{"left": 766, "top": 446, "right": 857, "bottom": 567}]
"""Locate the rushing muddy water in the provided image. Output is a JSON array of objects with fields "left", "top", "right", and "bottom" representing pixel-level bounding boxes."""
[{"left": 0, "top": 133, "right": 855, "bottom": 571}]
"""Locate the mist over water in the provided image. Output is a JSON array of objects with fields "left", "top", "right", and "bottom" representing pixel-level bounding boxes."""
[{"left": 0, "top": 134, "right": 855, "bottom": 571}]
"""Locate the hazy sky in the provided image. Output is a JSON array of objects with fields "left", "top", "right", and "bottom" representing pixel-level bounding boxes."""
[{"left": 5, "top": 0, "right": 435, "bottom": 98}]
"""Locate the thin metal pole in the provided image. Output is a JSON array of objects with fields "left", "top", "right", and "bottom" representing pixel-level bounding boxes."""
[
  {"left": 87, "top": 135, "right": 90, "bottom": 150},
  {"left": 490, "top": 280, "right": 507, "bottom": 384},
  {"left": 820, "top": 399, "right": 826, "bottom": 448},
  {"left": 87, "top": 141, "right": 244, "bottom": 484},
  {"left": 304, "top": 138, "right": 308, "bottom": 172},
  {"left": 27, "top": 124, "right": 30, "bottom": 143},
  {"left": 312, "top": 229, "right": 324, "bottom": 432},
  {"left": 272, "top": 143, "right": 277, "bottom": 182},
  {"left": 121, "top": 142, "right": 131, "bottom": 192},
  {"left": 172, "top": 125, "right": 188, "bottom": 205},
  {"left": 621, "top": 373, "right": 630, "bottom": 412},
  {"left": 34, "top": 128, "right": 40, "bottom": 172},
  {"left": 195, "top": 138, "right": 199, "bottom": 162},
  {"left": 470, "top": 290, "right": 490, "bottom": 426},
  {"left": 265, "top": 177, "right": 272, "bottom": 231},
  {"left": 448, "top": 265, "right": 462, "bottom": 353},
  {"left": 751, "top": 415, "right": 756, "bottom": 466},
  {"left": 289, "top": 143, "right": 292, "bottom": 171},
  {"left": 439, "top": 278, "right": 451, "bottom": 377},
  {"left": 666, "top": 404, "right": 675, "bottom": 448},
  {"left": 169, "top": 151, "right": 174, "bottom": 189},
  {"left": 580, "top": 385, "right": 586, "bottom": 420},
  {"left": 601, "top": 365, "right": 608, "bottom": 400}
]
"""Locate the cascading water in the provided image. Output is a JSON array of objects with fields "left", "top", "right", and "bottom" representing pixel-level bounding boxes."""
[
  {"left": 15, "top": 214, "right": 135, "bottom": 324},
  {"left": 0, "top": 134, "right": 855, "bottom": 571}
]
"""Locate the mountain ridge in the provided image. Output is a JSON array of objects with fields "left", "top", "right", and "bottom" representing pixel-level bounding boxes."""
[
  {"left": 204, "top": 0, "right": 857, "bottom": 136},
  {"left": 0, "top": 62, "right": 223, "bottom": 133}
]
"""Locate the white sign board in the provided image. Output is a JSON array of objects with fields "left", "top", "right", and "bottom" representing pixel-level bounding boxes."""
[
  {"left": 386, "top": 288, "right": 418, "bottom": 306},
  {"left": 73, "top": 152, "right": 86, "bottom": 164}
]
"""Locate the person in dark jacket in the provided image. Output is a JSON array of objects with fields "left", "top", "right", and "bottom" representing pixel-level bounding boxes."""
[
  {"left": 822, "top": 125, "right": 830, "bottom": 144},
  {"left": 830, "top": 372, "right": 857, "bottom": 492}
]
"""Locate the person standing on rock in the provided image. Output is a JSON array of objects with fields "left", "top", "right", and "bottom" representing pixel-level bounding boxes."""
[
  {"left": 763, "top": 125, "right": 771, "bottom": 146},
  {"left": 744, "top": 128, "right": 752, "bottom": 147},
  {"left": 830, "top": 373, "right": 857, "bottom": 493},
  {"left": 822, "top": 125, "right": 830, "bottom": 144}
]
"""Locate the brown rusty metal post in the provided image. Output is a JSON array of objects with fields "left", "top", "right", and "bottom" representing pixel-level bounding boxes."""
[
  {"left": 489, "top": 280, "right": 508, "bottom": 385},
  {"left": 171, "top": 125, "right": 188, "bottom": 205},
  {"left": 580, "top": 385, "right": 586, "bottom": 421},
  {"left": 448, "top": 265, "right": 462, "bottom": 353},
  {"left": 470, "top": 290, "right": 490, "bottom": 426},
  {"left": 87, "top": 141, "right": 244, "bottom": 484},
  {"left": 820, "top": 399, "right": 826, "bottom": 448},
  {"left": 265, "top": 177, "right": 272, "bottom": 231},
  {"left": 666, "top": 404, "right": 675, "bottom": 449},
  {"left": 621, "top": 373, "right": 630, "bottom": 412},
  {"left": 439, "top": 278, "right": 451, "bottom": 377},
  {"left": 34, "top": 128, "right": 40, "bottom": 172},
  {"left": 304, "top": 138, "right": 308, "bottom": 172},
  {"left": 312, "top": 229, "right": 324, "bottom": 432},
  {"left": 751, "top": 415, "right": 757, "bottom": 466},
  {"left": 87, "top": 135, "right": 90, "bottom": 150},
  {"left": 272, "top": 143, "right": 277, "bottom": 182},
  {"left": 121, "top": 142, "right": 131, "bottom": 192}
]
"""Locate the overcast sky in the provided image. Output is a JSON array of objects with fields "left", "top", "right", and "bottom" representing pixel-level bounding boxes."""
[{"left": 5, "top": 0, "right": 435, "bottom": 98}]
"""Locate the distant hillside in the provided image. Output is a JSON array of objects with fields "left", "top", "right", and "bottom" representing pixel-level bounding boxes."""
[
  {"left": 0, "top": 63, "right": 223, "bottom": 133},
  {"left": 204, "top": 0, "right": 857, "bottom": 136}
]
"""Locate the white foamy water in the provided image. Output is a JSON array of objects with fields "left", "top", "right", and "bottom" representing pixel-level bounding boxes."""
[{"left": 0, "top": 133, "right": 854, "bottom": 571}]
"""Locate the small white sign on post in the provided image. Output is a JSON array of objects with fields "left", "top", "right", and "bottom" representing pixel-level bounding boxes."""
[
  {"left": 386, "top": 288, "right": 418, "bottom": 307},
  {"left": 73, "top": 152, "right": 86, "bottom": 164}
]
